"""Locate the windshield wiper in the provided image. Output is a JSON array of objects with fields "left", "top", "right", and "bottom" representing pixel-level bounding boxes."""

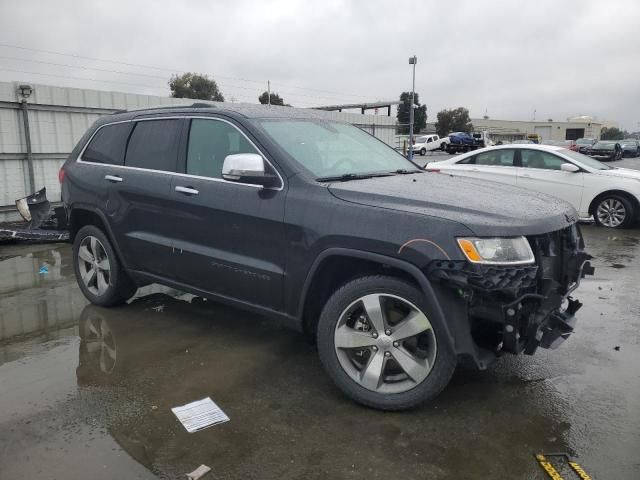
[
  {"left": 393, "top": 169, "right": 423, "bottom": 175},
  {"left": 316, "top": 172, "right": 394, "bottom": 182}
]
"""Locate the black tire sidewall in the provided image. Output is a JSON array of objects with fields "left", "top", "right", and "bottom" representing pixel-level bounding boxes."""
[
  {"left": 420, "top": 148, "right": 426, "bottom": 156},
  {"left": 317, "top": 275, "right": 456, "bottom": 410},
  {"left": 593, "top": 195, "right": 634, "bottom": 229},
  {"left": 73, "top": 225, "right": 133, "bottom": 306}
]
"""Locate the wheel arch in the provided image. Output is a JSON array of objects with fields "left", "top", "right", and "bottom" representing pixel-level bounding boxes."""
[
  {"left": 588, "top": 189, "right": 640, "bottom": 219},
  {"left": 298, "top": 248, "right": 454, "bottom": 347},
  {"left": 68, "top": 205, "right": 129, "bottom": 270}
]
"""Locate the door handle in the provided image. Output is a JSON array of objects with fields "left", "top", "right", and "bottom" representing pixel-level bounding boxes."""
[
  {"left": 104, "top": 174, "right": 123, "bottom": 183},
  {"left": 175, "top": 186, "right": 199, "bottom": 195}
]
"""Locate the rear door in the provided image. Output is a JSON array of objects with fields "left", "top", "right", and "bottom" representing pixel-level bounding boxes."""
[
  {"left": 515, "top": 149, "right": 584, "bottom": 210},
  {"left": 107, "top": 117, "right": 184, "bottom": 278},
  {"left": 439, "top": 148, "right": 517, "bottom": 185},
  {"left": 167, "top": 117, "right": 287, "bottom": 310}
]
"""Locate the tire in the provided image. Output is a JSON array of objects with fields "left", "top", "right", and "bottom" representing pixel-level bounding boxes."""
[
  {"left": 593, "top": 194, "right": 635, "bottom": 229},
  {"left": 317, "top": 275, "right": 456, "bottom": 410},
  {"left": 73, "top": 225, "right": 137, "bottom": 306},
  {"left": 440, "top": 143, "right": 446, "bottom": 151},
  {"left": 420, "top": 148, "right": 426, "bottom": 156}
]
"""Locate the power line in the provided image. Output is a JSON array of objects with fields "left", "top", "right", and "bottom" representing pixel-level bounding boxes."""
[{"left": 0, "top": 41, "right": 378, "bottom": 100}]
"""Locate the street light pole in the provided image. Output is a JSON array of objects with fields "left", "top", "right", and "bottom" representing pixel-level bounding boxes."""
[
  {"left": 408, "top": 56, "right": 417, "bottom": 161},
  {"left": 18, "top": 84, "right": 35, "bottom": 193}
]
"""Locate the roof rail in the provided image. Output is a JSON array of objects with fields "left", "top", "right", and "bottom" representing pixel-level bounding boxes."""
[{"left": 191, "top": 102, "right": 216, "bottom": 108}]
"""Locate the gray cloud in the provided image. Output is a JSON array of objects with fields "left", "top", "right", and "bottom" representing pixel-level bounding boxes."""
[{"left": 1, "top": 0, "right": 638, "bottom": 129}]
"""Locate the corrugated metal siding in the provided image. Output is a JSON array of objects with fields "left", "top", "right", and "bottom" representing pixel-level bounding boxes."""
[{"left": 0, "top": 81, "right": 397, "bottom": 221}]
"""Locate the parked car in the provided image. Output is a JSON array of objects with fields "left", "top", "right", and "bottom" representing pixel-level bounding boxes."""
[
  {"left": 426, "top": 144, "right": 640, "bottom": 228},
  {"left": 61, "top": 104, "right": 592, "bottom": 410},
  {"left": 575, "top": 137, "right": 597, "bottom": 153},
  {"left": 586, "top": 141, "right": 623, "bottom": 161},
  {"left": 446, "top": 131, "right": 477, "bottom": 153},
  {"left": 620, "top": 139, "right": 640, "bottom": 157},
  {"left": 411, "top": 134, "right": 450, "bottom": 155}
]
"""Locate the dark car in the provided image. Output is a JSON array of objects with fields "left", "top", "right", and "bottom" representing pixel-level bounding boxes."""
[
  {"left": 60, "top": 104, "right": 593, "bottom": 410},
  {"left": 576, "top": 137, "right": 597, "bottom": 153},
  {"left": 620, "top": 139, "right": 640, "bottom": 157},
  {"left": 449, "top": 131, "right": 475, "bottom": 145},
  {"left": 587, "top": 141, "right": 623, "bottom": 161}
]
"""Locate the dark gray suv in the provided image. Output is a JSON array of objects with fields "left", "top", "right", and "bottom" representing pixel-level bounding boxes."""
[{"left": 61, "top": 104, "right": 593, "bottom": 410}]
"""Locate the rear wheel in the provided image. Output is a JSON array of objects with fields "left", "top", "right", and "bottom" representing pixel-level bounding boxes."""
[
  {"left": 73, "top": 225, "right": 137, "bottom": 306},
  {"left": 317, "top": 275, "right": 456, "bottom": 410},
  {"left": 593, "top": 195, "right": 634, "bottom": 228}
]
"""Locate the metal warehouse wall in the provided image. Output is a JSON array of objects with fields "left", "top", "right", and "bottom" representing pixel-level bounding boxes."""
[{"left": 0, "top": 81, "right": 397, "bottom": 222}]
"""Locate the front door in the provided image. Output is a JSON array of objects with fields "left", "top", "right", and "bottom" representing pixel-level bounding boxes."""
[
  {"left": 168, "top": 117, "right": 286, "bottom": 310},
  {"left": 515, "top": 149, "right": 584, "bottom": 210}
]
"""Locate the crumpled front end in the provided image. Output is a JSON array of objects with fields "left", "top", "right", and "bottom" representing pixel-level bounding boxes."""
[{"left": 428, "top": 224, "right": 594, "bottom": 357}]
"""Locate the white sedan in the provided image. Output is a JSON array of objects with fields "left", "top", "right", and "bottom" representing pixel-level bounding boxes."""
[{"left": 426, "top": 144, "right": 640, "bottom": 228}]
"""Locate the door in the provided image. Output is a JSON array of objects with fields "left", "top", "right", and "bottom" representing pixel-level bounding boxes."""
[
  {"left": 168, "top": 117, "right": 286, "bottom": 310},
  {"left": 440, "top": 148, "right": 517, "bottom": 185},
  {"left": 107, "top": 118, "right": 184, "bottom": 278},
  {"left": 515, "top": 149, "right": 584, "bottom": 210},
  {"left": 534, "top": 126, "right": 552, "bottom": 142}
]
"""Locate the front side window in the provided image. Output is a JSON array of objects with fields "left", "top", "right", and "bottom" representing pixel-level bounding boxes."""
[
  {"left": 427, "top": 137, "right": 433, "bottom": 143},
  {"left": 82, "top": 123, "right": 132, "bottom": 165},
  {"left": 257, "top": 119, "right": 417, "bottom": 178},
  {"left": 186, "top": 119, "right": 259, "bottom": 179},
  {"left": 520, "top": 150, "right": 566, "bottom": 170},
  {"left": 125, "top": 119, "right": 181, "bottom": 172}
]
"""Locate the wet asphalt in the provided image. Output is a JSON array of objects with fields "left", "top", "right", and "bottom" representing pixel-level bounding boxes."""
[{"left": 1, "top": 162, "right": 640, "bottom": 479}]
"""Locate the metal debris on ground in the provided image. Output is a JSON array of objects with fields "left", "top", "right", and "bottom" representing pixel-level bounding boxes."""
[
  {"left": 151, "top": 304, "right": 165, "bottom": 313},
  {"left": 535, "top": 453, "right": 593, "bottom": 480},
  {"left": 171, "top": 397, "right": 229, "bottom": 433},
  {"left": 186, "top": 464, "right": 211, "bottom": 480}
]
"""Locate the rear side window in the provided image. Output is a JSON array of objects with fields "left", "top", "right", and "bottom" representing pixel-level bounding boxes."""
[
  {"left": 125, "top": 119, "right": 181, "bottom": 172},
  {"left": 82, "top": 123, "right": 131, "bottom": 165},
  {"left": 186, "top": 119, "right": 259, "bottom": 179},
  {"left": 458, "top": 149, "right": 514, "bottom": 166}
]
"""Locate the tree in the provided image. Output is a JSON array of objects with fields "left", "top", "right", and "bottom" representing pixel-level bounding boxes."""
[
  {"left": 435, "top": 107, "right": 473, "bottom": 137},
  {"left": 396, "top": 92, "right": 427, "bottom": 134},
  {"left": 169, "top": 73, "right": 224, "bottom": 101},
  {"left": 258, "top": 91, "right": 289, "bottom": 106},
  {"left": 600, "top": 127, "right": 624, "bottom": 140}
]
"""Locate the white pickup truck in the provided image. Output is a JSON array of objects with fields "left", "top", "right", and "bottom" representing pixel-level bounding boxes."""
[{"left": 411, "top": 134, "right": 450, "bottom": 155}]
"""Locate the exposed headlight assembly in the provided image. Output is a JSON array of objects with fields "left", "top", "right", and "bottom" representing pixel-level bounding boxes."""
[{"left": 457, "top": 236, "right": 535, "bottom": 265}]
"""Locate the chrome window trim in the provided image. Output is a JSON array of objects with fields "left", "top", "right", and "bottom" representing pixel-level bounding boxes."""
[{"left": 76, "top": 115, "right": 285, "bottom": 191}]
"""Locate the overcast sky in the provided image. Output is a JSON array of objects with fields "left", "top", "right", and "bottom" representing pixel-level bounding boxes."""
[{"left": 1, "top": 0, "right": 638, "bottom": 129}]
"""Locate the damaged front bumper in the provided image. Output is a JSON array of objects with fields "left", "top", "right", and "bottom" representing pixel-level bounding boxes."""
[{"left": 428, "top": 224, "right": 594, "bottom": 357}]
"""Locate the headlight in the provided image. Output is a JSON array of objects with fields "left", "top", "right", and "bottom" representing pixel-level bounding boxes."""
[{"left": 457, "top": 236, "right": 534, "bottom": 265}]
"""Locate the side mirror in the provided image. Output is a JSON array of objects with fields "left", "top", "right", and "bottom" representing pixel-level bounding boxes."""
[
  {"left": 560, "top": 163, "right": 580, "bottom": 173},
  {"left": 222, "top": 154, "right": 279, "bottom": 188}
]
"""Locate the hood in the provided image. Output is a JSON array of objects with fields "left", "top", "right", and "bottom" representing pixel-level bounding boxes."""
[
  {"left": 328, "top": 173, "right": 577, "bottom": 237},
  {"left": 598, "top": 167, "right": 640, "bottom": 180}
]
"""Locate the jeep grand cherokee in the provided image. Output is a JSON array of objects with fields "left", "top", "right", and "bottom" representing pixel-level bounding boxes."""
[{"left": 60, "top": 104, "right": 593, "bottom": 410}]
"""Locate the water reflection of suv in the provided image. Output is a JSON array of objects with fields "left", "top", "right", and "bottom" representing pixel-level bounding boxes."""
[{"left": 61, "top": 104, "right": 593, "bottom": 410}]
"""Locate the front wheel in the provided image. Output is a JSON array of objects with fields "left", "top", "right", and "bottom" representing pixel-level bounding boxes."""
[
  {"left": 420, "top": 148, "right": 426, "bottom": 156},
  {"left": 440, "top": 143, "right": 447, "bottom": 150},
  {"left": 317, "top": 275, "right": 456, "bottom": 410},
  {"left": 593, "top": 195, "right": 635, "bottom": 228},
  {"left": 73, "top": 225, "right": 137, "bottom": 306}
]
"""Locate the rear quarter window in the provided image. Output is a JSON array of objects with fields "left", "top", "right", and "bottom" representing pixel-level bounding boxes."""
[{"left": 82, "top": 122, "right": 132, "bottom": 165}]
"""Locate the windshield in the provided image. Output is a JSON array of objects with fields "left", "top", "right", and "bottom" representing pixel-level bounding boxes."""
[
  {"left": 257, "top": 119, "right": 418, "bottom": 178},
  {"left": 561, "top": 149, "right": 612, "bottom": 169},
  {"left": 576, "top": 138, "right": 593, "bottom": 144},
  {"left": 593, "top": 142, "right": 614, "bottom": 149}
]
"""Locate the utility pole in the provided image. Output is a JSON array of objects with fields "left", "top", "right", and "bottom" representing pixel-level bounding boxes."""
[
  {"left": 18, "top": 84, "right": 35, "bottom": 192},
  {"left": 408, "top": 56, "right": 417, "bottom": 161},
  {"left": 267, "top": 80, "right": 271, "bottom": 106}
]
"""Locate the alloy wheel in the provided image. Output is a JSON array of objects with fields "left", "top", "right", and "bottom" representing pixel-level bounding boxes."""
[
  {"left": 596, "top": 198, "right": 626, "bottom": 228},
  {"left": 333, "top": 293, "right": 437, "bottom": 394},
  {"left": 77, "top": 236, "right": 112, "bottom": 296}
]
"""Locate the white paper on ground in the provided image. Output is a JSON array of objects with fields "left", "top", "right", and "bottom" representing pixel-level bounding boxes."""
[
  {"left": 186, "top": 464, "right": 211, "bottom": 480},
  {"left": 171, "top": 397, "right": 229, "bottom": 433}
]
